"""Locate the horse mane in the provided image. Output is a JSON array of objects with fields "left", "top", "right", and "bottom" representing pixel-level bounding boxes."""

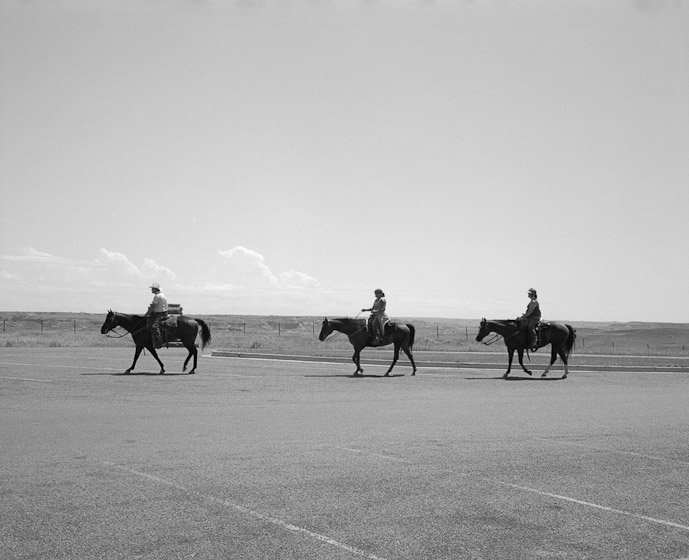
[{"left": 332, "top": 317, "right": 365, "bottom": 324}]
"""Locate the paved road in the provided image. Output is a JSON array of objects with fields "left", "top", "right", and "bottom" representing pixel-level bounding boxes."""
[{"left": 2, "top": 347, "right": 689, "bottom": 559}]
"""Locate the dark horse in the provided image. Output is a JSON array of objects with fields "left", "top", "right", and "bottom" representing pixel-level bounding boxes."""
[
  {"left": 318, "top": 317, "right": 417, "bottom": 376},
  {"left": 100, "top": 310, "right": 211, "bottom": 374},
  {"left": 475, "top": 318, "right": 576, "bottom": 379}
]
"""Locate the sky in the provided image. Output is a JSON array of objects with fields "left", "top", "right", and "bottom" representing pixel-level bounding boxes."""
[{"left": 1, "top": 0, "right": 688, "bottom": 323}]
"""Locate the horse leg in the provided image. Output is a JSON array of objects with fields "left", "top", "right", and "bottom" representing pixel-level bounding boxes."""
[
  {"left": 517, "top": 348, "right": 532, "bottom": 376},
  {"left": 403, "top": 344, "right": 417, "bottom": 376},
  {"left": 352, "top": 348, "right": 363, "bottom": 376},
  {"left": 385, "top": 343, "right": 401, "bottom": 376},
  {"left": 542, "top": 345, "right": 557, "bottom": 378},
  {"left": 504, "top": 348, "right": 515, "bottom": 379},
  {"left": 558, "top": 346, "right": 569, "bottom": 379},
  {"left": 184, "top": 345, "right": 198, "bottom": 374},
  {"left": 125, "top": 346, "right": 144, "bottom": 374},
  {"left": 149, "top": 346, "right": 166, "bottom": 375}
]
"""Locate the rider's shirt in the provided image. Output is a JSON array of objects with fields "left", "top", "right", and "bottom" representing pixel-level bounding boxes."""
[
  {"left": 371, "top": 297, "right": 387, "bottom": 316},
  {"left": 522, "top": 300, "right": 541, "bottom": 320},
  {"left": 149, "top": 292, "right": 168, "bottom": 314}
]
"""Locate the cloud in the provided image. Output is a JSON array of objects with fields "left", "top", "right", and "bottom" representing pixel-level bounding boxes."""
[
  {"left": 97, "top": 249, "right": 176, "bottom": 280},
  {"left": 98, "top": 249, "right": 140, "bottom": 276},
  {"left": 0, "top": 247, "right": 178, "bottom": 310},
  {"left": 278, "top": 269, "right": 319, "bottom": 288},
  {"left": 216, "top": 246, "right": 319, "bottom": 289}
]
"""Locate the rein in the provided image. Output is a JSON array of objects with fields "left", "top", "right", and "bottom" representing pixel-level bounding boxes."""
[
  {"left": 104, "top": 328, "right": 133, "bottom": 340},
  {"left": 480, "top": 333, "right": 503, "bottom": 346},
  {"left": 104, "top": 314, "right": 148, "bottom": 341},
  {"left": 480, "top": 321, "right": 521, "bottom": 346},
  {"left": 324, "top": 314, "right": 367, "bottom": 342}
]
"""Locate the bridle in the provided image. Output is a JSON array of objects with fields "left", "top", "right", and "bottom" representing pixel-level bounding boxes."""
[
  {"left": 479, "top": 332, "right": 503, "bottom": 346},
  {"left": 103, "top": 313, "right": 147, "bottom": 340},
  {"left": 478, "top": 320, "right": 520, "bottom": 346},
  {"left": 322, "top": 314, "right": 367, "bottom": 342}
]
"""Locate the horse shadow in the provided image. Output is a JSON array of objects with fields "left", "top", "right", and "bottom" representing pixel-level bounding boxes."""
[
  {"left": 80, "top": 371, "right": 189, "bottom": 376},
  {"left": 465, "top": 375, "right": 562, "bottom": 381},
  {"left": 305, "top": 373, "right": 406, "bottom": 379}
]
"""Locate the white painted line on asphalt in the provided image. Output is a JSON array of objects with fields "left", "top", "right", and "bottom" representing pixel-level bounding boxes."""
[
  {"left": 0, "top": 361, "right": 119, "bottom": 371},
  {"left": 485, "top": 479, "right": 689, "bottom": 532},
  {"left": 331, "top": 447, "right": 689, "bottom": 533},
  {"left": 534, "top": 437, "right": 689, "bottom": 467},
  {"left": 0, "top": 376, "right": 58, "bottom": 383},
  {"left": 104, "top": 461, "right": 390, "bottom": 560}
]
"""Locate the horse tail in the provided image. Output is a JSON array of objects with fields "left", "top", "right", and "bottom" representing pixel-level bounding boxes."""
[
  {"left": 564, "top": 324, "right": 576, "bottom": 359},
  {"left": 196, "top": 318, "right": 212, "bottom": 350},
  {"left": 407, "top": 324, "right": 416, "bottom": 349}
]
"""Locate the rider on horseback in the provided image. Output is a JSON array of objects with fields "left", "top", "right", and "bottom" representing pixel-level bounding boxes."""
[
  {"left": 519, "top": 288, "right": 541, "bottom": 352},
  {"left": 362, "top": 288, "right": 389, "bottom": 345},
  {"left": 145, "top": 283, "right": 168, "bottom": 349}
]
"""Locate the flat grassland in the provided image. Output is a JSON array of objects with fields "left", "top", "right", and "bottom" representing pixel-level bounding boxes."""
[{"left": 2, "top": 312, "right": 688, "bottom": 369}]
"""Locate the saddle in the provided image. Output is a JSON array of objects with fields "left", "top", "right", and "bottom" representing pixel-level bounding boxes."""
[
  {"left": 367, "top": 319, "right": 393, "bottom": 345},
  {"left": 160, "top": 315, "right": 180, "bottom": 344},
  {"left": 530, "top": 321, "right": 550, "bottom": 351},
  {"left": 161, "top": 315, "right": 178, "bottom": 329}
]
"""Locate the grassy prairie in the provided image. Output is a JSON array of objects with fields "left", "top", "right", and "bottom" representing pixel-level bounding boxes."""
[{"left": 2, "top": 312, "right": 689, "bottom": 366}]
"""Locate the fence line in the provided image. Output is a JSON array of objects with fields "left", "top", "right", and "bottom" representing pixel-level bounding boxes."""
[{"left": 2, "top": 318, "right": 687, "bottom": 353}]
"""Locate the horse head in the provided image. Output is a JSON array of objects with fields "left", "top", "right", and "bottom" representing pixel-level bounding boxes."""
[
  {"left": 475, "top": 318, "right": 490, "bottom": 342},
  {"left": 318, "top": 317, "right": 333, "bottom": 341},
  {"left": 100, "top": 310, "right": 117, "bottom": 335}
]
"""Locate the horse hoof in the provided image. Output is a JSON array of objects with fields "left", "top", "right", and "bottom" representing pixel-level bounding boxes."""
[
  {"left": 188, "top": 369, "right": 196, "bottom": 375},
  {"left": 541, "top": 373, "right": 548, "bottom": 378},
  {"left": 159, "top": 369, "right": 165, "bottom": 375},
  {"left": 525, "top": 370, "right": 532, "bottom": 376},
  {"left": 561, "top": 374, "right": 568, "bottom": 379},
  {"left": 384, "top": 372, "right": 390, "bottom": 377},
  {"left": 124, "top": 369, "right": 132, "bottom": 374},
  {"left": 503, "top": 373, "right": 509, "bottom": 379},
  {"left": 411, "top": 371, "right": 416, "bottom": 376}
]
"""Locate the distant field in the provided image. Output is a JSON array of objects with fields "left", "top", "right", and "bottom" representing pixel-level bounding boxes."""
[{"left": 2, "top": 312, "right": 688, "bottom": 363}]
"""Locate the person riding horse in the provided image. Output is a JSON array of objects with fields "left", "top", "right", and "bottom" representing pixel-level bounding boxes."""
[
  {"left": 361, "top": 289, "right": 389, "bottom": 345},
  {"left": 519, "top": 288, "right": 541, "bottom": 352},
  {"left": 145, "top": 283, "right": 168, "bottom": 349}
]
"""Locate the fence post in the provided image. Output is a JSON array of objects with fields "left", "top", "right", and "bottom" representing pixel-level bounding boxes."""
[
  {"left": 74, "top": 320, "right": 76, "bottom": 335},
  {"left": 278, "top": 323, "right": 281, "bottom": 336},
  {"left": 243, "top": 323, "right": 246, "bottom": 334},
  {"left": 2, "top": 319, "right": 5, "bottom": 332},
  {"left": 41, "top": 320, "right": 44, "bottom": 334},
  {"left": 436, "top": 325, "right": 439, "bottom": 340},
  {"left": 465, "top": 326, "right": 469, "bottom": 340}
]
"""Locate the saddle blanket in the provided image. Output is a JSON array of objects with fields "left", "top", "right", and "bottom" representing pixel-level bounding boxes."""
[{"left": 161, "top": 315, "right": 179, "bottom": 329}]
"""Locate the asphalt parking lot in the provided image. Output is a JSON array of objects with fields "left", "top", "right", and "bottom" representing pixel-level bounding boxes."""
[{"left": 2, "top": 347, "right": 689, "bottom": 560}]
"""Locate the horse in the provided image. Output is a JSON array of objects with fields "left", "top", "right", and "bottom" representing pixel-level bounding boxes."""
[
  {"left": 475, "top": 318, "right": 576, "bottom": 379},
  {"left": 100, "top": 310, "right": 211, "bottom": 374},
  {"left": 318, "top": 317, "right": 417, "bottom": 376}
]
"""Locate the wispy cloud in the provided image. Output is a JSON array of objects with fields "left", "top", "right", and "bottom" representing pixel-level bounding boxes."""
[
  {"left": 216, "top": 246, "right": 319, "bottom": 289},
  {"left": 0, "top": 246, "right": 326, "bottom": 313},
  {"left": 97, "top": 249, "right": 176, "bottom": 280}
]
